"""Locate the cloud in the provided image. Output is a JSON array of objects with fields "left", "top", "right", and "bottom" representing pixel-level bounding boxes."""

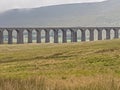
[{"left": 0, "top": 0, "right": 106, "bottom": 12}]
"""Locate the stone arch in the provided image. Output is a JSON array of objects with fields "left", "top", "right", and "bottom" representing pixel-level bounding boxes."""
[
  {"left": 49, "top": 29, "right": 54, "bottom": 43},
  {"left": 66, "top": 29, "right": 72, "bottom": 42},
  {"left": 94, "top": 29, "right": 98, "bottom": 41},
  {"left": 3, "top": 29, "right": 8, "bottom": 44},
  {"left": 85, "top": 29, "right": 90, "bottom": 41},
  {"left": 23, "top": 29, "right": 28, "bottom": 43},
  {"left": 32, "top": 29, "right": 37, "bottom": 43},
  {"left": 77, "top": 29, "right": 82, "bottom": 42},
  {"left": 110, "top": 29, "right": 115, "bottom": 39},
  {"left": 41, "top": 29, "right": 46, "bottom": 43},
  {"left": 102, "top": 29, "right": 106, "bottom": 40},
  {"left": 58, "top": 29, "right": 63, "bottom": 43},
  {"left": 12, "top": 29, "right": 17, "bottom": 44}
]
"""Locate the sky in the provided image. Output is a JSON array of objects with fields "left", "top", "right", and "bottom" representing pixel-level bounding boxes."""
[{"left": 0, "top": 0, "right": 106, "bottom": 12}]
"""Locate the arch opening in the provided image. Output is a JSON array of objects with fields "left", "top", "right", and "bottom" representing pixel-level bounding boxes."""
[
  {"left": 110, "top": 29, "right": 115, "bottom": 39},
  {"left": 41, "top": 30, "right": 45, "bottom": 43},
  {"left": 66, "top": 29, "right": 71, "bottom": 42},
  {"left": 85, "top": 29, "right": 90, "bottom": 41},
  {"left": 102, "top": 29, "right": 106, "bottom": 40},
  {"left": 12, "top": 30, "right": 17, "bottom": 44},
  {"left": 3, "top": 30, "right": 8, "bottom": 44},
  {"left": 94, "top": 29, "right": 98, "bottom": 41},
  {"left": 23, "top": 30, "right": 28, "bottom": 43},
  {"left": 58, "top": 29, "right": 63, "bottom": 43},
  {"left": 118, "top": 29, "right": 120, "bottom": 38},
  {"left": 77, "top": 29, "right": 82, "bottom": 42},
  {"left": 32, "top": 29, "right": 37, "bottom": 43},
  {"left": 49, "top": 29, "right": 54, "bottom": 43}
]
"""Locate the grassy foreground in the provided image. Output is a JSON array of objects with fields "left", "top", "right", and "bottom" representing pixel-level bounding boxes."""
[{"left": 1, "top": 39, "right": 120, "bottom": 90}]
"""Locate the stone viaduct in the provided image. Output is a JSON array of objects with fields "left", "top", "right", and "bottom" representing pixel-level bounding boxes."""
[{"left": 0, "top": 27, "right": 120, "bottom": 44}]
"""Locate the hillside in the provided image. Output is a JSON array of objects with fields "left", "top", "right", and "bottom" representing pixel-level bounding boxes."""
[
  {"left": 1, "top": 39, "right": 120, "bottom": 89},
  {"left": 0, "top": 0, "right": 120, "bottom": 27}
]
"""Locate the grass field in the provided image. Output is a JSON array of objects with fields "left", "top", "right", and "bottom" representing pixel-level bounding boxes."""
[{"left": 1, "top": 39, "right": 120, "bottom": 90}]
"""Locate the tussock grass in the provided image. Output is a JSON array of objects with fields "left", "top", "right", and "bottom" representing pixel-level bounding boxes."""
[
  {"left": 1, "top": 39, "right": 120, "bottom": 89},
  {"left": 0, "top": 76, "right": 120, "bottom": 90}
]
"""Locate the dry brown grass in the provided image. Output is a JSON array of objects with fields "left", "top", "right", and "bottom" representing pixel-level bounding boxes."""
[
  {"left": 1, "top": 39, "right": 120, "bottom": 90},
  {"left": 0, "top": 75, "right": 120, "bottom": 90}
]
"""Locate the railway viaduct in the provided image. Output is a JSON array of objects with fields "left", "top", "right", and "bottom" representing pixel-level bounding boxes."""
[{"left": 0, "top": 27, "right": 119, "bottom": 44}]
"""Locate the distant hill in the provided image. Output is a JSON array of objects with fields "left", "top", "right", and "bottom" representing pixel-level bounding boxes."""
[{"left": 0, "top": 0, "right": 120, "bottom": 27}]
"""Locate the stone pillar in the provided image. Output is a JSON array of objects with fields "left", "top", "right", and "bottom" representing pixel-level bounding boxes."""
[
  {"left": 62, "top": 29, "right": 67, "bottom": 43},
  {"left": 17, "top": 30, "right": 24, "bottom": 44},
  {"left": 74, "top": 31, "right": 77, "bottom": 42},
  {"left": 36, "top": 29, "right": 41, "bottom": 43},
  {"left": 71, "top": 29, "right": 77, "bottom": 42},
  {"left": 8, "top": 30, "right": 13, "bottom": 44},
  {"left": 28, "top": 29, "right": 32, "bottom": 43},
  {"left": 45, "top": 29, "right": 50, "bottom": 43},
  {"left": 0, "top": 30, "right": 3, "bottom": 44},
  {"left": 71, "top": 30, "right": 73, "bottom": 42},
  {"left": 98, "top": 29, "right": 102, "bottom": 40},
  {"left": 89, "top": 29, "right": 94, "bottom": 41},
  {"left": 106, "top": 29, "right": 110, "bottom": 40},
  {"left": 114, "top": 28, "right": 119, "bottom": 39},
  {"left": 54, "top": 29, "right": 58, "bottom": 43},
  {"left": 81, "top": 29, "right": 86, "bottom": 41}
]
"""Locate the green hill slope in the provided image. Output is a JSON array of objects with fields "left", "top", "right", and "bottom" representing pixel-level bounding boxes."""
[
  {"left": 1, "top": 39, "right": 120, "bottom": 89},
  {"left": 0, "top": 0, "right": 120, "bottom": 27}
]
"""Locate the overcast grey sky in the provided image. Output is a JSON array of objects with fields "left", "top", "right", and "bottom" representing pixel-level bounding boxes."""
[{"left": 0, "top": 0, "right": 106, "bottom": 12}]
